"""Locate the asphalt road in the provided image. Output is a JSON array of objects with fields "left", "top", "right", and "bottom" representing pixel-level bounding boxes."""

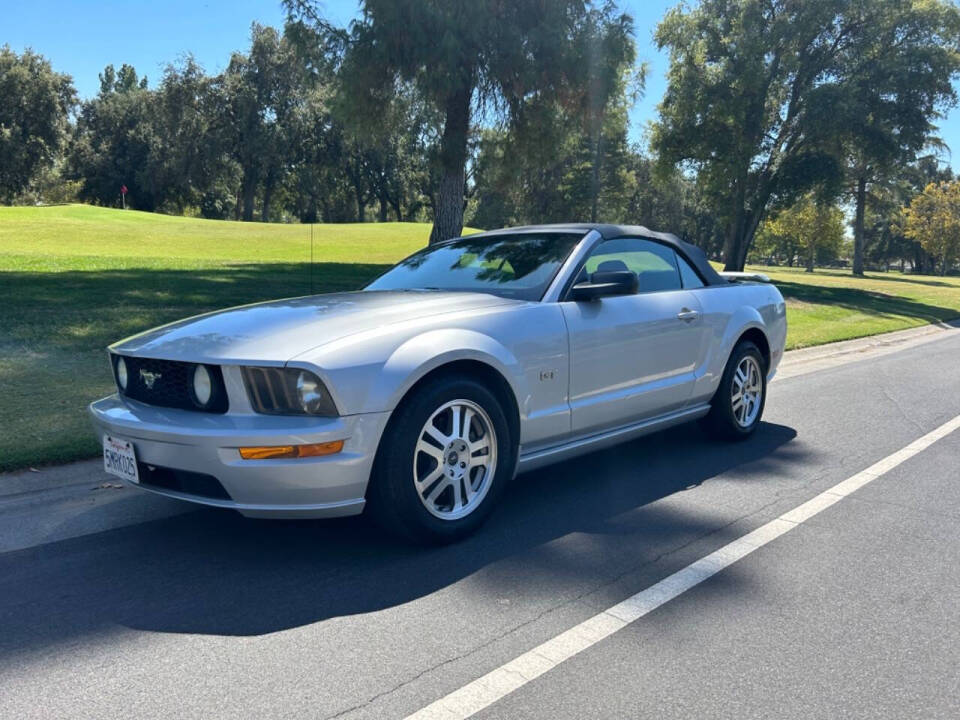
[{"left": 1, "top": 330, "right": 959, "bottom": 719}]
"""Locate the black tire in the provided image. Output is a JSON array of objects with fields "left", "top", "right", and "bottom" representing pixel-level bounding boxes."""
[
  {"left": 366, "top": 374, "right": 516, "bottom": 544},
  {"left": 701, "top": 340, "right": 767, "bottom": 441}
]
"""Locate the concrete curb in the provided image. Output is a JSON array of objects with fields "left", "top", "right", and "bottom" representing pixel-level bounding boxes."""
[
  {"left": 775, "top": 318, "right": 960, "bottom": 381},
  {"left": 0, "top": 458, "right": 113, "bottom": 500}
]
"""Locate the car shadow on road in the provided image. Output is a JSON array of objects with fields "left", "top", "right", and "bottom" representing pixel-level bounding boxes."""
[{"left": 0, "top": 422, "right": 803, "bottom": 656}]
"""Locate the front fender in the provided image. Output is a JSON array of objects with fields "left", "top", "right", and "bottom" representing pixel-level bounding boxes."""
[{"left": 372, "top": 328, "right": 527, "bottom": 416}]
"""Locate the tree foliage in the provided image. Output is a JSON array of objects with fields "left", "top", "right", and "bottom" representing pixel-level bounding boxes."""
[
  {"left": 0, "top": 46, "right": 76, "bottom": 202},
  {"left": 836, "top": 0, "right": 960, "bottom": 275},
  {"left": 752, "top": 196, "right": 846, "bottom": 270},
  {"left": 902, "top": 180, "right": 960, "bottom": 274},
  {"left": 653, "top": 0, "right": 960, "bottom": 272},
  {"left": 321, "top": 0, "right": 638, "bottom": 243},
  {"left": 69, "top": 64, "right": 159, "bottom": 210}
]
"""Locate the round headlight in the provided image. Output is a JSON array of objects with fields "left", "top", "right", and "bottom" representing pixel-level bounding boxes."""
[
  {"left": 193, "top": 365, "right": 213, "bottom": 406},
  {"left": 296, "top": 371, "right": 325, "bottom": 414},
  {"left": 116, "top": 357, "right": 128, "bottom": 391}
]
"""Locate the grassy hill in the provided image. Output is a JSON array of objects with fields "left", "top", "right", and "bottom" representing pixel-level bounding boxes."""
[{"left": 1, "top": 204, "right": 959, "bottom": 471}]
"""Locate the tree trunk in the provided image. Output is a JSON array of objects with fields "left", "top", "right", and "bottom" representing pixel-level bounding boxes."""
[
  {"left": 739, "top": 209, "right": 764, "bottom": 269},
  {"left": 241, "top": 168, "right": 256, "bottom": 223},
  {"left": 304, "top": 198, "right": 318, "bottom": 225},
  {"left": 378, "top": 196, "right": 388, "bottom": 223},
  {"left": 261, "top": 178, "right": 274, "bottom": 223},
  {"left": 354, "top": 186, "right": 365, "bottom": 222},
  {"left": 852, "top": 175, "right": 867, "bottom": 276},
  {"left": 722, "top": 179, "right": 748, "bottom": 271},
  {"left": 389, "top": 197, "right": 404, "bottom": 222},
  {"left": 590, "top": 130, "right": 603, "bottom": 224},
  {"left": 429, "top": 84, "right": 471, "bottom": 245},
  {"left": 806, "top": 240, "right": 815, "bottom": 272}
]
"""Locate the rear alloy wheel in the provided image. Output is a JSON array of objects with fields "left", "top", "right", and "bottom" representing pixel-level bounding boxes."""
[
  {"left": 731, "top": 355, "right": 763, "bottom": 428},
  {"left": 368, "top": 376, "right": 515, "bottom": 543},
  {"left": 702, "top": 340, "right": 767, "bottom": 440}
]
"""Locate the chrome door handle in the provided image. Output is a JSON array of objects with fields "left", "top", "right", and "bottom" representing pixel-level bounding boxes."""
[{"left": 677, "top": 308, "right": 700, "bottom": 322}]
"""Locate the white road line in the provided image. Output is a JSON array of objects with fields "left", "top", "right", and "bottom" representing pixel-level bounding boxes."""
[{"left": 406, "top": 413, "right": 960, "bottom": 720}]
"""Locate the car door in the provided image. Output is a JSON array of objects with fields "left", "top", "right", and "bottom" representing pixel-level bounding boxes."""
[{"left": 561, "top": 236, "right": 708, "bottom": 435}]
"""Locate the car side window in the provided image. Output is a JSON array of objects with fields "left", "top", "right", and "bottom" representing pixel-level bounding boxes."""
[
  {"left": 676, "top": 254, "right": 705, "bottom": 289},
  {"left": 581, "top": 237, "right": 682, "bottom": 293}
]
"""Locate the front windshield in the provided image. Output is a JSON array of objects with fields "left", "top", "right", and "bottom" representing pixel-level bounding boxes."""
[{"left": 365, "top": 232, "right": 584, "bottom": 301}]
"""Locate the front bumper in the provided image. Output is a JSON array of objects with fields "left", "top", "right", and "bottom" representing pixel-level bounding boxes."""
[{"left": 89, "top": 395, "right": 391, "bottom": 518}]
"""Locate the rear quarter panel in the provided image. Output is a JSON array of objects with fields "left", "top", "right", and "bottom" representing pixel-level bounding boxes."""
[{"left": 688, "top": 283, "right": 787, "bottom": 406}]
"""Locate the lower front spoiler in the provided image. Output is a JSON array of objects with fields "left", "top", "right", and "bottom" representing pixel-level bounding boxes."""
[
  {"left": 130, "top": 479, "right": 367, "bottom": 519},
  {"left": 89, "top": 394, "right": 391, "bottom": 519}
]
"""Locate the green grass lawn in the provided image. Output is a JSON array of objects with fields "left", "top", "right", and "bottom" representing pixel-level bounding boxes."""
[
  {"left": 746, "top": 265, "right": 960, "bottom": 348},
  {"left": 2, "top": 204, "right": 959, "bottom": 471}
]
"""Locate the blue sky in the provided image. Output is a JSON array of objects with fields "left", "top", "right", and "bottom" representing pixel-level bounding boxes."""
[{"left": 5, "top": 0, "right": 958, "bottom": 167}]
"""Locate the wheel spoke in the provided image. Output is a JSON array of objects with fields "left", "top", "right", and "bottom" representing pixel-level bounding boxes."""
[
  {"left": 416, "top": 440, "right": 444, "bottom": 463},
  {"left": 450, "top": 477, "right": 463, "bottom": 509},
  {"left": 450, "top": 405, "right": 462, "bottom": 439},
  {"left": 416, "top": 466, "right": 444, "bottom": 491},
  {"left": 470, "top": 436, "right": 490, "bottom": 455},
  {"left": 462, "top": 408, "right": 474, "bottom": 441},
  {"left": 462, "top": 471, "right": 477, "bottom": 502},
  {"left": 423, "top": 424, "right": 448, "bottom": 447},
  {"left": 425, "top": 477, "right": 450, "bottom": 505},
  {"left": 735, "top": 366, "right": 747, "bottom": 386}
]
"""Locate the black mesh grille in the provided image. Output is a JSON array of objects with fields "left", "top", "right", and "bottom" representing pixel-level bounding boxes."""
[
  {"left": 114, "top": 355, "right": 228, "bottom": 413},
  {"left": 137, "top": 463, "right": 231, "bottom": 500}
]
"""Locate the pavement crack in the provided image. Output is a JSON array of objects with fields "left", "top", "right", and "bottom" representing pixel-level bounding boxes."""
[{"left": 876, "top": 370, "right": 926, "bottom": 435}]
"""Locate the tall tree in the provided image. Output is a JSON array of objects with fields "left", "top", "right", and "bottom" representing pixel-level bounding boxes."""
[
  {"left": 298, "top": 0, "right": 636, "bottom": 243},
  {"left": 69, "top": 64, "right": 159, "bottom": 210},
  {"left": 838, "top": 0, "right": 960, "bottom": 276},
  {"left": 571, "top": 6, "right": 640, "bottom": 223},
  {"left": 151, "top": 57, "right": 238, "bottom": 217},
  {"left": 0, "top": 46, "right": 76, "bottom": 202},
  {"left": 652, "top": 0, "right": 960, "bottom": 272},
  {"left": 217, "top": 24, "right": 307, "bottom": 221}
]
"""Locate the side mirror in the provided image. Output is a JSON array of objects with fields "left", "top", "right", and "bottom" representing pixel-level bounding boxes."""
[{"left": 570, "top": 269, "right": 639, "bottom": 301}]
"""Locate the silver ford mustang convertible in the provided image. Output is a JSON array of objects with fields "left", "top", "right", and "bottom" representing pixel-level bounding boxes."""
[{"left": 91, "top": 224, "right": 787, "bottom": 542}]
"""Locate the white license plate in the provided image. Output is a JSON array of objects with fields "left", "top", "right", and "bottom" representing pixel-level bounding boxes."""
[{"left": 103, "top": 435, "right": 139, "bottom": 483}]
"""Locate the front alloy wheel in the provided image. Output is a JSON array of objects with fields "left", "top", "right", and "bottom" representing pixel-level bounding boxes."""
[
  {"left": 414, "top": 399, "right": 498, "bottom": 520},
  {"left": 368, "top": 375, "right": 515, "bottom": 543}
]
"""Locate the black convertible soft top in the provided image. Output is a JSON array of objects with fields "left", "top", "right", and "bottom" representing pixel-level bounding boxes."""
[{"left": 475, "top": 223, "right": 727, "bottom": 286}]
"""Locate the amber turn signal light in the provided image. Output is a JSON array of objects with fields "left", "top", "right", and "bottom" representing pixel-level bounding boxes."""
[{"left": 238, "top": 440, "right": 344, "bottom": 460}]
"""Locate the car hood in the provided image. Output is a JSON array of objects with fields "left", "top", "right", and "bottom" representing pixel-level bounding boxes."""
[{"left": 110, "top": 290, "right": 521, "bottom": 363}]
